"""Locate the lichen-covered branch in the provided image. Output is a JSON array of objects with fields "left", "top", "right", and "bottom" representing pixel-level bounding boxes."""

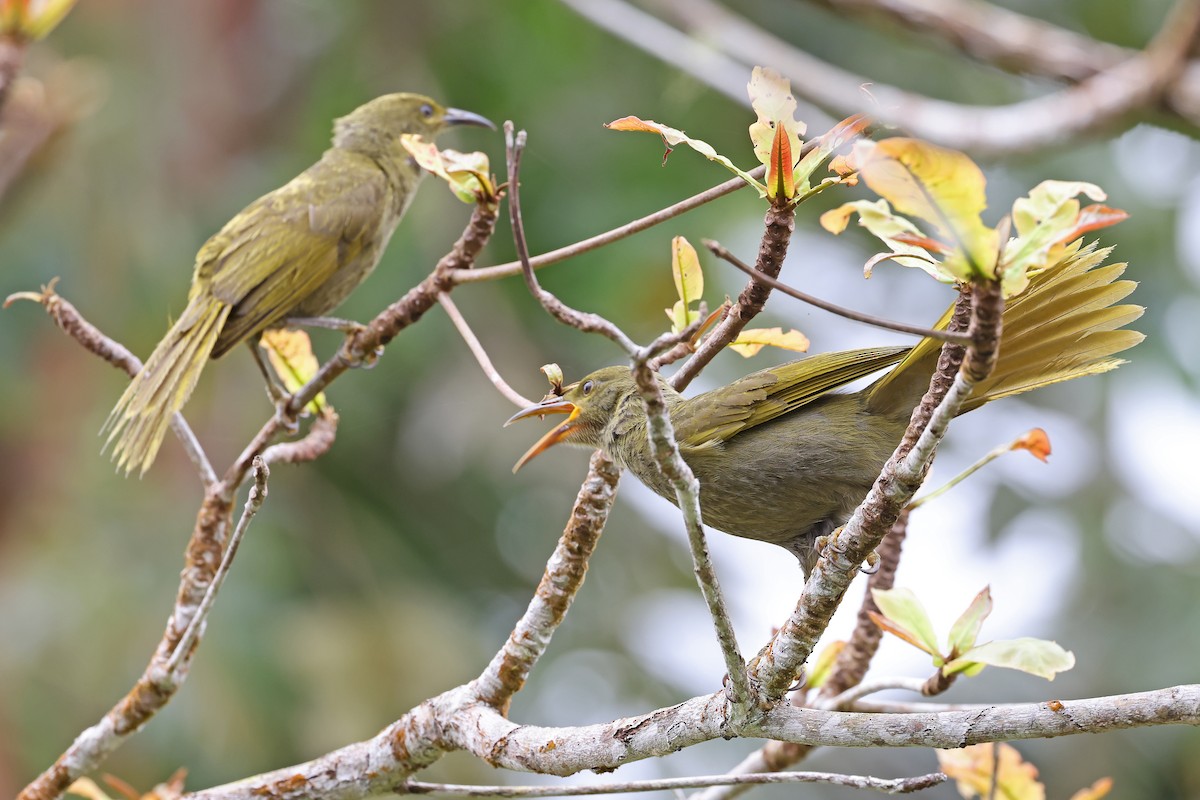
[{"left": 472, "top": 452, "right": 621, "bottom": 711}]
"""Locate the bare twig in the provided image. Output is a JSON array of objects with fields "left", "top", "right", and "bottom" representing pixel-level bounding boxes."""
[
  {"left": 817, "top": 677, "right": 928, "bottom": 711},
  {"left": 5, "top": 280, "right": 218, "bottom": 486},
  {"left": 629, "top": 360, "right": 750, "bottom": 705},
  {"left": 438, "top": 292, "right": 535, "bottom": 408},
  {"left": 505, "top": 123, "right": 640, "bottom": 354},
  {"left": 259, "top": 409, "right": 339, "bottom": 466},
  {"left": 452, "top": 166, "right": 766, "bottom": 285},
  {"left": 166, "top": 458, "right": 269, "bottom": 675},
  {"left": 401, "top": 769, "right": 947, "bottom": 796},
  {"left": 703, "top": 240, "right": 971, "bottom": 344}
]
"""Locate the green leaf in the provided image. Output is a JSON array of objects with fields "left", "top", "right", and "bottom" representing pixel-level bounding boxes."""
[
  {"left": 604, "top": 116, "right": 767, "bottom": 196},
  {"left": 947, "top": 586, "right": 992, "bottom": 655},
  {"left": 870, "top": 588, "right": 941, "bottom": 656},
  {"left": 945, "top": 637, "right": 1076, "bottom": 680}
]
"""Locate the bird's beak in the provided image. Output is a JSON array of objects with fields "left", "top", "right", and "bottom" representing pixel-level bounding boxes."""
[
  {"left": 505, "top": 399, "right": 579, "bottom": 472},
  {"left": 444, "top": 107, "right": 496, "bottom": 130}
]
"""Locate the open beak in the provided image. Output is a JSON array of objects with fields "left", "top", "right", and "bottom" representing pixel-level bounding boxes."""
[
  {"left": 444, "top": 107, "right": 497, "bottom": 130},
  {"left": 505, "top": 399, "right": 579, "bottom": 473}
]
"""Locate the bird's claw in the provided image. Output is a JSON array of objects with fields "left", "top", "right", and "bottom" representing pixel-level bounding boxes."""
[
  {"left": 860, "top": 550, "right": 881, "bottom": 574},
  {"left": 273, "top": 396, "right": 300, "bottom": 434}
]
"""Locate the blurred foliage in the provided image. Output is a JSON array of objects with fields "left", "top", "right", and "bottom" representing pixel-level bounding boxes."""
[{"left": 1, "top": 2, "right": 1197, "bottom": 799}]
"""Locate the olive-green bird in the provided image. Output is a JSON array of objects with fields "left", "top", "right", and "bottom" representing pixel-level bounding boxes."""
[
  {"left": 509, "top": 244, "right": 1143, "bottom": 575},
  {"left": 105, "top": 93, "right": 493, "bottom": 475}
]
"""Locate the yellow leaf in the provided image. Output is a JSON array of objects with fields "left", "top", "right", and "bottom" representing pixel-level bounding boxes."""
[
  {"left": 260, "top": 329, "right": 326, "bottom": 414},
  {"left": 806, "top": 640, "right": 845, "bottom": 689},
  {"left": 399, "top": 135, "right": 494, "bottom": 204},
  {"left": 729, "top": 327, "right": 810, "bottom": 357},
  {"left": 540, "top": 363, "right": 564, "bottom": 395},
  {"left": 747, "top": 66, "right": 803, "bottom": 193},
  {"left": 854, "top": 138, "right": 998, "bottom": 281},
  {"left": 671, "top": 236, "right": 704, "bottom": 310},
  {"left": 66, "top": 779, "right": 114, "bottom": 800},
  {"left": 937, "top": 743, "right": 1045, "bottom": 800}
]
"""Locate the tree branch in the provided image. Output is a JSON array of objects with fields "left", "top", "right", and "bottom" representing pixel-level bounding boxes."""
[
  {"left": 472, "top": 452, "right": 621, "bottom": 711},
  {"left": 589, "top": 0, "right": 1200, "bottom": 155}
]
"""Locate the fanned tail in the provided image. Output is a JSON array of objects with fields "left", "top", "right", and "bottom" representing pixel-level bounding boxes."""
[
  {"left": 103, "top": 296, "right": 230, "bottom": 475},
  {"left": 866, "top": 242, "right": 1145, "bottom": 416}
]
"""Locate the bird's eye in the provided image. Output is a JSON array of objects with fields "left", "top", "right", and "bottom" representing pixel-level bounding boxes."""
[
  {"left": 420, "top": 104, "right": 434, "bottom": 119},
  {"left": 582, "top": 380, "right": 594, "bottom": 395}
]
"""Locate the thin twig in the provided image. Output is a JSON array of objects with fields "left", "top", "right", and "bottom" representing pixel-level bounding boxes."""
[
  {"left": 817, "top": 677, "right": 928, "bottom": 711},
  {"left": 505, "top": 122, "right": 639, "bottom": 354},
  {"left": 703, "top": 239, "right": 971, "bottom": 344},
  {"left": 672, "top": 205, "right": 796, "bottom": 390},
  {"left": 166, "top": 458, "right": 269, "bottom": 675},
  {"left": 451, "top": 165, "right": 766, "bottom": 285},
  {"left": 630, "top": 359, "right": 750, "bottom": 706},
  {"left": 503, "top": 121, "right": 747, "bottom": 703},
  {"left": 438, "top": 291, "right": 535, "bottom": 408},
  {"left": 5, "top": 281, "right": 217, "bottom": 486},
  {"left": 259, "top": 410, "right": 339, "bottom": 466},
  {"left": 401, "top": 769, "right": 947, "bottom": 796}
]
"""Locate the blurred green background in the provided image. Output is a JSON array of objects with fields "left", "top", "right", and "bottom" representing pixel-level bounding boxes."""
[{"left": 2, "top": 1, "right": 1198, "bottom": 798}]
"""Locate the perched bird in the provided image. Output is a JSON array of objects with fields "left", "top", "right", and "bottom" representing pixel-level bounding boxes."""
[
  {"left": 508, "top": 245, "right": 1143, "bottom": 574},
  {"left": 105, "top": 93, "right": 493, "bottom": 475}
]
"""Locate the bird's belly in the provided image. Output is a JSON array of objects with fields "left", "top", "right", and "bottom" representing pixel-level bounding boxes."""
[{"left": 682, "top": 408, "right": 905, "bottom": 548}]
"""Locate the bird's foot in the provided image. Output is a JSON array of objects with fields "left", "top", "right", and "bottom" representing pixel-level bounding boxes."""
[
  {"left": 813, "top": 526, "right": 879, "bottom": 574},
  {"left": 273, "top": 394, "right": 300, "bottom": 435}
]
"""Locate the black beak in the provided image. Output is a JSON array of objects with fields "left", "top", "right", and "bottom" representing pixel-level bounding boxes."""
[{"left": 444, "top": 107, "right": 496, "bottom": 130}]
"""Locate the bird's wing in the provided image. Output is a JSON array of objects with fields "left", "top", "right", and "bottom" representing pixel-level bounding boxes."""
[
  {"left": 195, "top": 154, "right": 389, "bottom": 354},
  {"left": 676, "top": 346, "right": 910, "bottom": 449}
]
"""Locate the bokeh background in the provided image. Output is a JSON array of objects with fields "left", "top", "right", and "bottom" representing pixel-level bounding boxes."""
[{"left": 2, "top": 1, "right": 1198, "bottom": 798}]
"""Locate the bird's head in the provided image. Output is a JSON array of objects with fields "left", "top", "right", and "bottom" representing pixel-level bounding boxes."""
[
  {"left": 506, "top": 366, "right": 642, "bottom": 472},
  {"left": 333, "top": 93, "right": 494, "bottom": 154}
]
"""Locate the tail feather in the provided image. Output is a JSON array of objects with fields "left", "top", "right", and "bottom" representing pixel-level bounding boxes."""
[
  {"left": 104, "top": 297, "right": 230, "bottom": 475},
  {"left": 866, "top": 242, "right": 1144, "bottom": 416}
]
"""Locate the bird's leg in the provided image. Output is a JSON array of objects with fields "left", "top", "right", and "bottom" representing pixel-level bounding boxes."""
[
  {"left": 246, "top": 340, "right": 299, "bottom": 434},
  {"left": 284, "top": 315, "right": 367, "bottom": 335},
  {"left": 284, "top": 316, "right": 383, "bottom": 368}
]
